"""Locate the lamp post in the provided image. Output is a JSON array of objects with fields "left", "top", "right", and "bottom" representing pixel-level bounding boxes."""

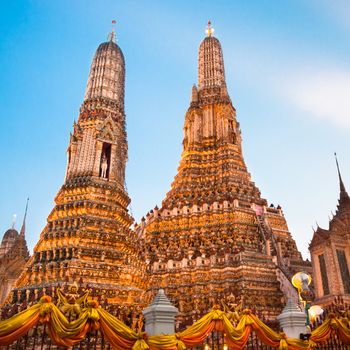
[{"left": 291, "top": 272, "right": 313, "bottom": 326}]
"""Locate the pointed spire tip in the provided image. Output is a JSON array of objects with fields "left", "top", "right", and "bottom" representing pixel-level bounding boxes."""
[
  {"left": 108, "top": 19, "right": 117, "bottom": 43},
  {"left": 334, "top": 152, "right": 346, "bottom": 192},
  {"left": 206, "top": 20, "right": 214, "bottom": 37},
  {"left": 20, "top": 198, "right": 29, "bottom": 237},
  {"left": 333, "top": 152, "right": 350, "bottom": 204}
]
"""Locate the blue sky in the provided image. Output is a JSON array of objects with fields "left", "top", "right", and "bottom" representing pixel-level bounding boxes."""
[{"left": 0, "top": 0, "right": 349, "bottom": 259}]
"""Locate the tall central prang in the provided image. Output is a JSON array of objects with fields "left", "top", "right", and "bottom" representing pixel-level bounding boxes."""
[
  {"left": 140, "top": 22, "right": 310, "bottom": 324},
  {"left": 11, "top": 25, "right": 147, "bottom": 305},
  {"left": 164, "top": 21, "right": 263, "bottom": 209}
]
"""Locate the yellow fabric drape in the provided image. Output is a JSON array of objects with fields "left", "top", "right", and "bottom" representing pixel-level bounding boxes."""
[
  {"left": 220, "top": 310, "right": 253, "bottom": 349},
  {"left": 0, "top": 298, "right": 350, "bottom": 349},
  {"left": 97, "top": 308, "right": 140, "bottom": 349},
  {"left": 336, "top": 317, "right": 350, "bottom": 345},
  {"left": 309, "top": 317, "right": 333, "bottom": 344},
  {"left": 0, "top": 295, "right": 52, "bottom": 346},
  {"left": 47, "top": 302, "right": 100, "bottom": 347}
]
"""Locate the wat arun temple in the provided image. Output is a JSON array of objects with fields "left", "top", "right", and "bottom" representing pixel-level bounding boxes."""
[{"left": 1, "top": 23, "right": 349, "bottom": 326}]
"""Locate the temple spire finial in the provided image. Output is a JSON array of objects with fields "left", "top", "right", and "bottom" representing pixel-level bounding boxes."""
[
  {"left": 20, "top": 198, "right": 29, "bottom": 237},
  {"left": 108, "top": 20, "right": 117, "bottom": 43},
  {"left": 11, "top": 214, "right": 17, "bottom": 229},
  {"left": 205, "top": 20, "right": 214, "bottom": 37},
  {"left": 334, "top": 152, "right": 349, "bottom": 201}
]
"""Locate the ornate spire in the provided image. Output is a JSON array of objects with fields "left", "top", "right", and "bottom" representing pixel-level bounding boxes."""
[
  {"left": 84, "top": 21, "right": 125, "bottom": 109},
  {"left": 20, "top": 198, "right": 29, "bottom": 237},
  {"left": 334, "top": 152, "right": 349, "bottom": 202},
  {"left": 12, "top": 27, "right": 145, "bottom": 307},
  {"left": 198, "top": 20, "right": 226, "bottom": 91},
  {"left": 142, "top": 24, "right": 306, "bottom": 322}
]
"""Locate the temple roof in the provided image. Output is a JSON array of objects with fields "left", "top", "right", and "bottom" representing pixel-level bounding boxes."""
[
  {"left": 309, "top": 226, "right": 330, "bottom": 248},
  {"left": 309, "top": 155, "right": 350, "bottom": 249},
  {"left": 0, "top": 226, "right": 29, "bottom": 262},
  {"left": 334, "top": 154, "right": 350, "bottom": 220},
  {"left": 2, "top": 228, "right": 19, "bottom": 241},
  {"left": 1, "top": 235, "right": 29, "bottom": 261}
]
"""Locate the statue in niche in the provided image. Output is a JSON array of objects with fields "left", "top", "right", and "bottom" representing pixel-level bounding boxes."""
[{"left": 100, "top": 153, "right": 108, "bottom": 178}]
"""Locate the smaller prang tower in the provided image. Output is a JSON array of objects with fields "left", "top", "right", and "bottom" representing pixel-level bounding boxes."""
[
  {"left": 310, "top": 154, "right": 350, "bottom": 307},
  {"left": 12, "top": 24, "right": 147, "bottom": 305},
  {"left": 140, "top": 22, "right": 310, "bottom": 323},
  {"left": 0, "top": 201, "right": 30, "bottom": 305}
]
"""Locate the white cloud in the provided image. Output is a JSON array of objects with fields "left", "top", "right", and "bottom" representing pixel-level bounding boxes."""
[
  {"left": 281, "top": 69, "right": 350, "bottom": 128},
  {"left": 223, "top": 21, "right": 350, "bottom": 130}
]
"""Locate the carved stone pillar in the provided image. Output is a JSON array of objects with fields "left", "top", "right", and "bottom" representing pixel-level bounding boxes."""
[
  {"left": 266, "top": 239, "right": 271, "bottom": 256},
  {"left": 109, "top": 144, "right": 117, "bottom": 181},
  {"left": 93, "top": 141, "right": 103, "bottom": 177},
  {"left": 277, "top": 299, "right": 307, "bottom": 339}
]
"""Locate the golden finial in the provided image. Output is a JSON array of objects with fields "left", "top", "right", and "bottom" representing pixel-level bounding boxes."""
[
  {"left": 206, "top": 20, "right": 214, "bottom": 37},
  {"left": 108, "top": 19, "right": 117, "bottom": 42}
]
